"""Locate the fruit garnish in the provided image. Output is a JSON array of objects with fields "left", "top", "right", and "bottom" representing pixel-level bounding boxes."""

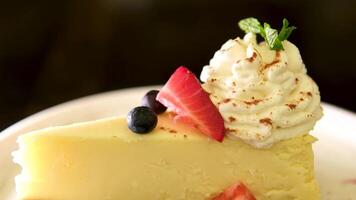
[
  {"left": 141, "top": 90, "right": 167, "bottom": 114},
  {"left": 238, "top": 17, "right": 296, "bottom": 50},
  {"left": 127, "top": 106, "right": 157, "bottom": 134},
  {"left": 156, "top": 66, "right": 225, "bottom": 142},
  {"left": 212, "top": 182, "right": 256, "bottom": 200}
]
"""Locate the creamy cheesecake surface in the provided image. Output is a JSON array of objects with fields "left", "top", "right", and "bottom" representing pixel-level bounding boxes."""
[{"left": 13, "top": 113, "right": 320, "bottom": 200}]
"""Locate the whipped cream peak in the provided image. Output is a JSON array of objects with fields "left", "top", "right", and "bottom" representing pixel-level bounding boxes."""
[{"left": 201, "top": 33, "right": 322, "bottom": 148}]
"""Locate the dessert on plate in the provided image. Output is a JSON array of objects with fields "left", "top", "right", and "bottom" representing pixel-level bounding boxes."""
[{"left": 12, "top": 18, "right": 322, "bottom": 200}]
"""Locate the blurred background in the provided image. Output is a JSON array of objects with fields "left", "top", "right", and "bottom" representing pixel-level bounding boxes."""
[{"left": 0, "top": 0, "right": 355, "bottom": 130}]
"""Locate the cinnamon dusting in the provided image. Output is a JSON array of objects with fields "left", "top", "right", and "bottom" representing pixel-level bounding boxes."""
[
  {"left": 228, "top": 116, "right": 236, "bottom": 122},
  {"left": 226, "top": 128, "right": 237, "bottom": 133},
  {"left": 300, "top": 91, "right": 313, "bottom": 97},
  {"left": 247, "top": 52, "right": 257, "bottom": 62},
  {"left": 159, "top": 126, "right": 177, "bottom": 134},
  {"left": 286, "top": 104, "right": 297, "bottom": 110},
  {"left": 261, "top": 51, "right": 281, "bottom": 71},
  {"left": 169, "top": 130, "right": 177, "bottom": 133},
  {"left": 244, "top": 99, "right": 262, "bottom": 105},
  {"left": 223, "top": 99, "right": 231, "bottom": 103},
  {"left": 259, "top": 118, "right": 272, "bottom": 126}
]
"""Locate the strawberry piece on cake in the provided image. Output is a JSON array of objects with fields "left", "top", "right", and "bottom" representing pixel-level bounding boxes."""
[
  {"left": 157, "top": 66, "right": 225, "bottom": 141},
  {"left": 212, "top": 182, "right": 256, "bottom": 200}
]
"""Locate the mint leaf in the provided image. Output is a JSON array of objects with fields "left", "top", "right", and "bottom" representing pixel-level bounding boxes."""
[
  {"left": 263, "top": 23, "right": 284, "bottom": 50},
  {"left": 278, "top": 18, "right": 297, "bottom": 41},
  {"left": 237, "top": 17, "right": 296, "bottom": 51},
  {"left": 238, "top": 18, "right": 262, "bottom": 34},
  {"left": 259, "top": 25, "right": 266, "bottom": 39}
]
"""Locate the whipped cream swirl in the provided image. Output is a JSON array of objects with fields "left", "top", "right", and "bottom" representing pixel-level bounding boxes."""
[{"left": 201, "top": 33, "right": 322, "bottom": 148}]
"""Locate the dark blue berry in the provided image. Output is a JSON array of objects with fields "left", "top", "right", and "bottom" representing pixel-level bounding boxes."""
[
  {"left": 141, "top": 90, "right": 167, "bottom": 114},
  {"left": 127, "top": 106, "right": 157, "bottom": 134}
]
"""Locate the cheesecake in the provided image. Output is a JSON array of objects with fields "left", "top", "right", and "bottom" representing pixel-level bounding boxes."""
[
  {"left": 13, "top": 18, "right": 323, "bottom": 200},
  {"left": 13, "top": 113, "right": 319, "bottom": 200}
]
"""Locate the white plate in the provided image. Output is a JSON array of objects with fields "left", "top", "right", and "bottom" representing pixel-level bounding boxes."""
[{"left": 0, "top": 86, "right": 356, "bottom": 200}]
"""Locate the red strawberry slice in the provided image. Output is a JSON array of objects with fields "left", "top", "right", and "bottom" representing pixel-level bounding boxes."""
[
  {"left": 212, "top": 182, "right": 256, "bottom": 200},
  {"left": 156, "top": 66, "right": 225, "bottom": 142}
]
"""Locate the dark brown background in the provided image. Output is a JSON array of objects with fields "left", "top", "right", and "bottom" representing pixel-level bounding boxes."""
[{"left": 1, "top": 0, "right": 355, "bottom": 130}]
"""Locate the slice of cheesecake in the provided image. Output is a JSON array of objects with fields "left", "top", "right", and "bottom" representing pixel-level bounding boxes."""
[{"left": 13, "top": 113, "right": 320, "bottom": 200}]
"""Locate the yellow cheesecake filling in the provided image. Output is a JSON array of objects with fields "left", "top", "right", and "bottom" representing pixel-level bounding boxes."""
[{"left": 13, "top": 114, "right": 320, "bottom": 200}]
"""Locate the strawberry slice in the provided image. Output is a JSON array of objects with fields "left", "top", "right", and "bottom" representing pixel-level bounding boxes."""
[
  {"left": 157, "top": 66, "right": 225, "bottom": 142},
  {"left": 212, "top": 182, "right": 256, "bottom": 200}
]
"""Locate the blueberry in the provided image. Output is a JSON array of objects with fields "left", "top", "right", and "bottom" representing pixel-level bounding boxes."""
[
  {"left": 127, "top": 106, "right": 158, "bottom": 134},
  {"left": 141, "top": 90, "right": 167, "bottom": 114}
]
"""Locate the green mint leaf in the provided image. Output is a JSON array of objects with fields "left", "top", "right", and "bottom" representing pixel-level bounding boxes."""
[
  {"left": 278, "top": 18, "right": 297, "bottom": 41},
  {"left": 237, "top": 17, "right": 296, "bottom": 51},
  {"left": 258, "top": 23, "right": 268, "bottom": 41},
  {"left": 283, "top": 18, "right": 289, "bottom": 27},
  {"left": 264, "top": 24, "right": 284, "bottom": 50},
  {"left": 238, "top": 18, "right": 262, "bottom": 34},
  {"left": 259, "top": 25, "right": 266, "bottom": 38}
]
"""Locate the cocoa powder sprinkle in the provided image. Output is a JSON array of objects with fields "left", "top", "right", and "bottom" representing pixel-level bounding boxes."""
[
  {"left": 228, "top": 116, "right": 236, "bottom": 122},
  {"left": 223, "top": 99, "right": 231, "bottom": 103},
  {"left": 259, "top": 118, "right": 272, "bottom": 126},
  {"left": 247, "top": 52, "right": 257, "bottom": 62},
  {"left": 300, "top": 91, "right": 313, "bottom": 97},
  {"left": 286, "top": 104, "right": 297, "bottom": 110},
  {"left": 226, "top": 128, "right": 237, "bottom": 133},
  {"left": 261, "top": 51, "right": 281, "bottom": 71},
  {"left": 263, "top": 59, "right": 280, "bottom": 70},
  {"left": 160, "top": 126, "right": 177, "bottom": 134},
  {"left": 244, "top": 99, "right": 262, "bottom": 105}
]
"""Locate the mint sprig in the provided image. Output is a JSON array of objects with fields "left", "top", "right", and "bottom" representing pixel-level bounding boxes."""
[
  {"left": 278, "top": 19, "right": 297, "bottom": 41},
  {"left": 262, "top": 23, "right": 283, "bottom": 50},
  {"left": 238, "top": 18, "right": 296, "bottom": 50},
  {"left": 238, "top": 17, "right": 262, "bottom": 34}
]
